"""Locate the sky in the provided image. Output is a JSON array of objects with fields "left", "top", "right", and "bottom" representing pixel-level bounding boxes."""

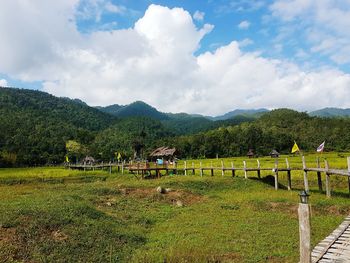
[{"left": 1, "top": 0, "right": 350, "bottom": 115}]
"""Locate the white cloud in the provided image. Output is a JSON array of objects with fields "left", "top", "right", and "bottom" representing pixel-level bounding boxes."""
[
  {"left": 270, "top": 0, "right": 350, "bottom": 65},
  {"left": 216, "top": 0, "right": 265, "bottom": 13},
  {"left": 238, "top": 38, "right": 254, "bottom": 47},
  {"left": 193, "top": 10, "right": 205, "bottom": 21},
  {"left": 0, "top": 79, "right": 8, "bottom": 86},
  {"left": 238, "top": 20, "right": 250, "bottom": 29},
  {"left": 1, "top": 2, "right": 350, "bottom": 115}
]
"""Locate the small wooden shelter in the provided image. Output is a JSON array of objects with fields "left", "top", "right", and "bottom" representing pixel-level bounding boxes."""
[
  {"left": 269, "top": 149, "right": 280, "bottom": 158},
  {"left": 149, "top": 147, "right": 177, "bottom": 161},
  {"left": 82, "top": 156, "right": 95, "bottom": 165},
  {"left": 247, "top": 149, "right": 255, "bottom": 158}
]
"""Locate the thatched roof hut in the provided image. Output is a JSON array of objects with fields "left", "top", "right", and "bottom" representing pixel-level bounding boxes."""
[
  {"left": 269, "top": 149, "right": 280, "bottom": 158},
  {"left": 82, "top": 156, "right": 95, "bottom": 164},
  {"left": 247, "top": 149, "right": 254, "bottom": 158},
  {"left": 150, "top": 147, "right": 177, "bottom": 159}
]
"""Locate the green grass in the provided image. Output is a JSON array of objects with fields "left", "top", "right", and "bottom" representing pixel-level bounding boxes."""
[
  {"left": 0, "top": 153, "right": 350, "bottom": 262},
  {"left": 0, "top": 167, "right": 109, "bottom": 184}
]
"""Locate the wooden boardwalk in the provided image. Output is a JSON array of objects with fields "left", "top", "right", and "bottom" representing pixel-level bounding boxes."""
[
  {"left": 66, "top": 156, "right": 350, "bottom": 198},
  {"left": 312, "top": 216, "right": 350, "bottom": 262}
]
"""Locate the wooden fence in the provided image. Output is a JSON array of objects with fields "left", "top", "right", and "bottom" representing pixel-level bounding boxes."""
[{"left": 67, "top": 156, "right": 350, "bottom": 198}]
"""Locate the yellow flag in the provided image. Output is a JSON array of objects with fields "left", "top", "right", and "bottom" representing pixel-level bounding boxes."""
[
  {"left": 291, "top": 141, "right": 300, "bottom": 153},
  {"left": 65, "top": 156, "right": 69, "bottom": 163}
]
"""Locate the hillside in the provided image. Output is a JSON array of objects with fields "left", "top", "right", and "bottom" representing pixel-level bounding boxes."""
[
  {"left": 166, "top": 109, "right": 350, "bottom": 158},
  {"left": 213, "top": 108, "right": 269, "bottom": 121},
  {"left": 92, "top": 117, "right": 174, "bottom": 159},
  {"left": 0, "top": 88, "right": 117, "bottom": 166},
  {"left": 98, "top": 101, "right": 169, "bottom": 120},
  {"left": 309, "top": 107, "right": 350, "bottom": 117}
]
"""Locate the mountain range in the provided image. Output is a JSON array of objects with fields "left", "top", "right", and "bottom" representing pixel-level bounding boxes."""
[
  {"left": 96, "top": 101, "right": 350, "bottom": 120},
  {"left": 1, "top": 87, "right": 350, "bottom": 166}
]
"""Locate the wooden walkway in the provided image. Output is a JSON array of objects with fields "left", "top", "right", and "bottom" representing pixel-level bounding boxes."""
[
  {"left": 312, "top": 216, "right": 350, "bottom": 262},
  {"left": 66, "top": 156, "right": 350, "bottom": 198}
]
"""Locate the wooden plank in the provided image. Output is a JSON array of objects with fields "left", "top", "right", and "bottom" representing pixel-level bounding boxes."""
[
  {"left": 221, "top": 160, "right": 225, "bottom": 177},
  {"left": 325, "top": 160, "right": 331, "bottom": 198},
  {"left": 274, "top": 159, "right": 279, "bottom": 190},
  {"left": 302, "top": 156, "right": 309, "bottom": 192},
  {"left": 299, "top": 203, "right": 311, "bottom": 263},
  {"left": 316, "top": 157, "right": 323, "bottom": 192},
  {"left": 243, "top": 161, "right": 247, "bottom": 179},
  {"left": 312, "top": 216, "right": 350, "bottom": 262},
  {"left": 257, "top": 159, "right": 261, "bottom": 179},
  {"left": 231, "top": 162, "right": 235, "bottom": 177},
  {"left": 286, "top": 158, "right": 292, "bottom": 191}
]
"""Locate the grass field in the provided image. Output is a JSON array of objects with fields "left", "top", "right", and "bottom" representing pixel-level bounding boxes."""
[{"left": 1, "top": 153, "right": 350, "bottom": 262}]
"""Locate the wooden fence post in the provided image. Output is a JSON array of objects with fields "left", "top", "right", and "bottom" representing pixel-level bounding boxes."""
[
  {"left": 316, "top": 157, "right": 322, "bottom": 192},
  {"left": 200, "top": 161, "right": 203, "bottom": 177},
  {"left": 257, "top": 159, "right": 261, "bottom": 179},
  {"left": 324, "top": 159, "right": 331, "bottom": 198},
  {"left": 298, "top": 200, "right": 311, "bottom": 263},
  {"left": 184, "top": 161, "right": 187, "bottom": 176},
  {"left": 231, "top": 162, "right": 235, "bottom": 177},
  {"left": 221, "top": 160, "right": 224, "bottom": 177},
  {"left": 286, "top": 158, "right": 292, "bottom": 191},
  {"left": 243, "top": 161, "right": 247, "bottom": 179},
  {"left": 121, "top": 161, "right": 124, "bottom": 175},
  {"left": 302, "top": 156, "right": 309, "bottom": 192},
  {"left": 211, "top": 161, "right": 214, "bottom": 177},
  {"left": 274, "top": 159, "right": 279, "bottom": 190},
  {"left": 192, "top": 162, "right": 195, "bottom": 175},
  {"left": 109, "top": 161, "right": 112, "bottom": 174}
]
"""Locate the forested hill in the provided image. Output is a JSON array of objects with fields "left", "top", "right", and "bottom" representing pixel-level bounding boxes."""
[
  {"left": 0, "top": 88, "right": 116, "bottom": 130},
  {"left": 0, "top": 88, "right": 117, "bottom": 165},
  {"left": 309, "top": 107, "right": 350, "bottom": 117},
  {"left": 1, "top": 87, "right": 350, "bottom": 167},
  {"left": 165, "top": 109, "right": 350, "bottom": 158},
  {"left": 97, "top": 101, "right": 169, "bottom": 120}
]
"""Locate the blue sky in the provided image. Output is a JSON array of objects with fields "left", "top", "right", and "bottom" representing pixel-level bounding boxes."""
[{"left": 1, "top": 1, "right": 350, "bottom": 115}]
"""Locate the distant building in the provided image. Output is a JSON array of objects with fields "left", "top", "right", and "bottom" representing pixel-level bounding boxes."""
[
  {"left": 247, "top": 149, "right": 254, "bottom": 158},
  {"left": 149, "top": 147, "right": 177, "bottom": 161},
  {"left": 269, "top": 149, "right": 280, "bottom": 158},
  {"left": 82, "top": 156, "right": 95, "bottom": 165}
]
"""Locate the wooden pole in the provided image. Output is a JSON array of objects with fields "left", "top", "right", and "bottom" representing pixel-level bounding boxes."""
[
  {"left": 324, "top": 159, "right": 331, "bottom": 198},
  {"left": 302, "top": 156, "right": 309, "bottom": 192},
  {"left": 316, "top": 157, "right": 322, "bottom": 192},
  {"left": 231, "top": 162, "right": 235, "bottom": 177},
  {"left": 286, "top": 158, "right": 292, "bottom": 191},
  {"left": 121, "top": 161, "right": 124, "bottom": 175},
  {"left": 200, "top": 161, "right": 203, "bottom": 177},
  {"left": 184, "top": 161, "right": 187, "bottom": 176},
  {"left": 210, "top": 161, "right": 214, "bottom": 177},
  {"left": 109, "top": 162, "right": 112, "bottom": 174},
  {"left": 298, "top": 202, "right": 311, "bottom": 263},
  {"left": 243, "top": 161, "right": 247, "bottom": 179},
  {"left": 221, "top": 160, "right": 224, "bottom": 177},
  {"left": 192, "top": 162, "right": 195, "bottom": 175},
  {"left": 347, "top": 157, "right": 350, "bottom": 196},
  {"left": 274, "top": 159, "right": 279, "bottom": 190},
  {"left": 256, "top": 159, "right": 261, "bottom": 179}
]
